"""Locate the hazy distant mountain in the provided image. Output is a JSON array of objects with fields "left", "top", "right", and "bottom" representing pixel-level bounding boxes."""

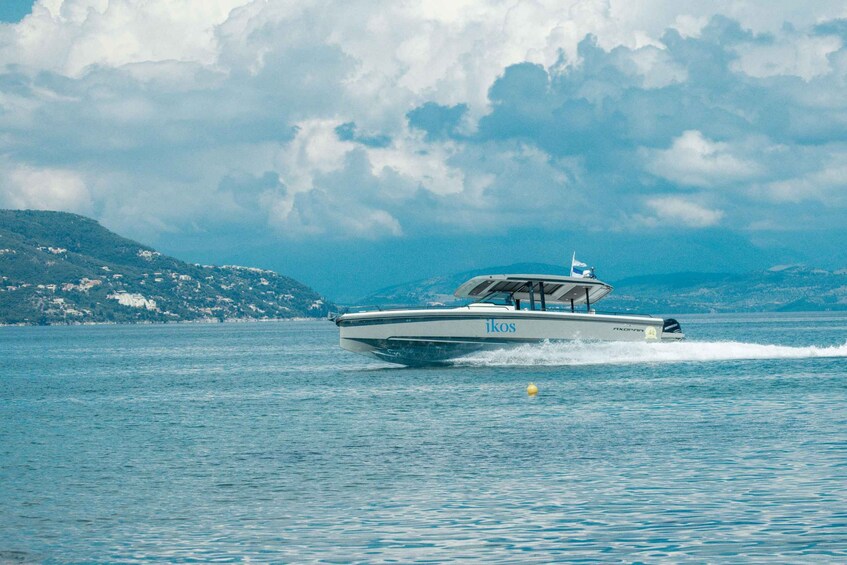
[
  {"left": 355, "top": 263, "right": 847, "bottom": 313},
  {"left": 0, "top": 210, "right": 333, "bottom": 325},
  {"left": 604, "top": 266, "right": 847, "bottom": 313},
  {"left": 356, "top": 262, "right": 570, "bottom": 308}
]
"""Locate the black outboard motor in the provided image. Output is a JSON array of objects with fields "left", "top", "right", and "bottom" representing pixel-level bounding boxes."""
[{"left": 662, "top": 318, "right": 682, "bottom": 334}]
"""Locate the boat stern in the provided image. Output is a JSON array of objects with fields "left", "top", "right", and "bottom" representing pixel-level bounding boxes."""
[{"left": 661, "top": 318, "right": 685, "bottom": 340}]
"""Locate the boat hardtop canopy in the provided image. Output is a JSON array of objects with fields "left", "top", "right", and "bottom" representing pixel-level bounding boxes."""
[{"left": 454, "top": 273, "right": 613, "bottom": 305}]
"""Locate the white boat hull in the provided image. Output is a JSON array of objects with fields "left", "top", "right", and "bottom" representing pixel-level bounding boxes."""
[{"left": 336, "top": 307, "right": 683, "bottom": 365}]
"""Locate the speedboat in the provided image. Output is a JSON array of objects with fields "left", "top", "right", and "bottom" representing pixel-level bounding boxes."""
[{"left": 334, "top": 273, "right": 683, "bottom": 366}]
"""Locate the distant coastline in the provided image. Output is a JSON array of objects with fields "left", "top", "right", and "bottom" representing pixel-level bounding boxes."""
[
  {"left": 4, "top": 210, "right": 847, "bottom": 325},
  {"left": 0, "top": 210, "right": 334, "bottom": 326},
  {"left": 0, "top": 316, "right": 326, "bottom": 328},
  {"left": 352, "top": 263, "right": 847, "bottom": 314}
]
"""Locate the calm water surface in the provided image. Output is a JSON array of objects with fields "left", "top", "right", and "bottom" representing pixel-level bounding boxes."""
[{"left": 2, "top": 313, "right": 847, "bottom": 563}]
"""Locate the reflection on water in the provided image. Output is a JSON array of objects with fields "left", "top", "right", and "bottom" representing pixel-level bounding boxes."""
[{"left": 2, "top": 313, "right": 847, "bottom": 562}]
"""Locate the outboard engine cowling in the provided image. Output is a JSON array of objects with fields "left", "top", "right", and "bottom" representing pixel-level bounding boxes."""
[{"left": 662, "top": 318, "right": 682, "bottom": 334}]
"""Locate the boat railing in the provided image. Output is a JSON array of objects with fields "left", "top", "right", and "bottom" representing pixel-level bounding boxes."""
[
  {"left": 592, "top": 309, "right": 657, "bottom": 318},
  {"left": 328, "top": 303, "right": 465, "bottom": 319},
  {"left": 329, "top": 304, "right": 658, "bottom": 320},
  {"left": 532, "top": 303, "right": 657, "bottom": 317}
]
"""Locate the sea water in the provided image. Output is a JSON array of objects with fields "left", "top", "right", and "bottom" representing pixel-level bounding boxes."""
[{"left": 2, "top": 312, "right": 847, "bottom": 563}]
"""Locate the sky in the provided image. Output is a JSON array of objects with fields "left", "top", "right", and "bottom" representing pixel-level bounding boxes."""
[
  {"left": 2, "top": 1, "right": 847, "bottom": 301},
  {"left": 0, "top": 0, "right": 33, "bottom": 23}
]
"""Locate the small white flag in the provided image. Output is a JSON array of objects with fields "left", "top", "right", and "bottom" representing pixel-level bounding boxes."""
[{"left": 570, "top": 253, "right": 593, "bottom": 278}]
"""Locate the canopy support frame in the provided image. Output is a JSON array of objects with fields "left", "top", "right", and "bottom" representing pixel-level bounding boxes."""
[
  {"left": 539, "top": 281, "right": 546, "bottom": 311},
  {"left": 528, "top": 282, "right": 536, "bottom": 311}
]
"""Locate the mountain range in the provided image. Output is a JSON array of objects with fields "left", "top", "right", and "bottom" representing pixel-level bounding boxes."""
[
  {"left": 355, "top": 263, "right": 847, "bottom": 313},
  {"left": 3, "top": 210, "right": 846, "bottom": 325},
  {"left": 0, "top": 210, "right": 332, "bottom": 325}
]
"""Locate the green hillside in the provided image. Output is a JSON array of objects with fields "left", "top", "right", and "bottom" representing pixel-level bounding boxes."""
[{"left": 0, "top": 210, "right": 332, "bottom": 325}]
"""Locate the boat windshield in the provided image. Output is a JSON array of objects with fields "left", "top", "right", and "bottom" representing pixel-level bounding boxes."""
[{"left": 476, "top": 291, "right": 514, "bottom": 306}]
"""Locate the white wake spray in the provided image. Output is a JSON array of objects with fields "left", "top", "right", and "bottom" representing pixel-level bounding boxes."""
[{"left": 454, "top": 340, "right": 847, "bottom": 367}]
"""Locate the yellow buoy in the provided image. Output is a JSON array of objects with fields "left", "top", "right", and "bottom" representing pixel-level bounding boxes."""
[{"left": 527, "top": 382, "right": 538, "bottom": 396}]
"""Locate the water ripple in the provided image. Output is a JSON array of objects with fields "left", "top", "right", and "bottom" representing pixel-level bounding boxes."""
[{"left": 2, "top": 315, "right": 847, "bottom": 562}]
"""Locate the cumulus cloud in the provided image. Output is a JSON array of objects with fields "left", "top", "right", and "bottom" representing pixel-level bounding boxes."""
[
  {"left": 761, "top": 150, "right": 847, "bottom": 204},
  {"left": 1, "top": 0, "right": 847, "bottom": 249},
  {"left": 642, "top": 196, "right": 724, "bottom": 227},
  {"left": 3, "top": 0, "right": 252, "bottom": 76},
  {"left": 644, "top": 130, "right": 762, "bottom": 188},
  {"left": 733, "top": 33, "right": 842, "bottom": 80},
  {"left": 0, "top": 162, "right": 93, "bottom": 214}
]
